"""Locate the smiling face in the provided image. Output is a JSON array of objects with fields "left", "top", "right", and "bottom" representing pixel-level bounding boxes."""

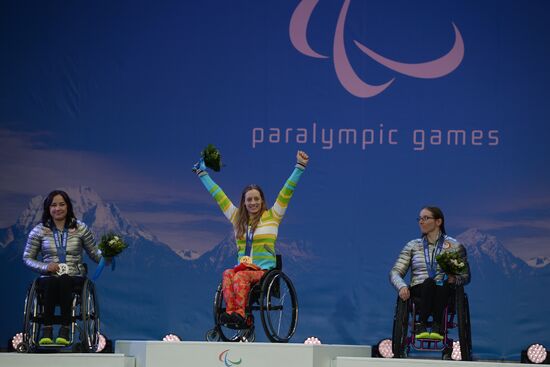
[
  {"left": 49, "top": 194, "right": 68, "bottom": 223},
  {"left": 244, "top": 189, "right": 263, "bottom": 215}
]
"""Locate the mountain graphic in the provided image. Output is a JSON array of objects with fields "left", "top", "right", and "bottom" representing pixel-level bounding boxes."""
[
  {"left": 527, "top": 256, "right": 550, "bottom": 268},
  {"left": 456, "top": 228, "right": 534, "bottom": 279},
  {"left": 2, "top": 186, "right": 155, "bottom": 244},
  {"left": 0, "top": 186, "right": 317, "bottom": 345},
  {"left": 1, "top": 187, "right": 549, "bottom": 358},
  {"left": 176, "top": 248, "right": 200, "bottom": 261},
  {"left": 0, "top": 186, "right": 215, "bottom": 343}
]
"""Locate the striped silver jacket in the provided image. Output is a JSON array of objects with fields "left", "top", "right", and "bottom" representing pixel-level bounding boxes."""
[
  {"left": 23, "top": 221, "right": 102, "bottom": 276},
  {"left": 389, "top": 235, "right": 471, "bottom": 291}
]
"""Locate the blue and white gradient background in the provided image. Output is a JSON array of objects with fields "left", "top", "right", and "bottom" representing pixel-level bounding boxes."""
[{"left": 1, "top": 0, "right": 549, "bottom": 360}]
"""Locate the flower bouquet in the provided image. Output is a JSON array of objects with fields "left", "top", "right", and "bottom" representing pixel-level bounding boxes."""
[
  {"left": 201, "top": 144, "right": 223, "bottom": 172},
  {"left": 98, "top": 233, "right": 128, "bottom": 257},
  {"left": 93, "top": 233, "right": 127, "bottom": 280},
  {"left": 436, "top": 251, "right": 466, "bottom": 275}
]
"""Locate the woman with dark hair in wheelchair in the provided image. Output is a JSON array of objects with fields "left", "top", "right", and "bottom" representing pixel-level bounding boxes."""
[
  {"left": 194, "top": 151, "right": 308, "bottom": 327},
  {"left": 390, "top": 206, "right": 470, "bottom": 341},
  {"left": 22, "top": 190, "right": 105, "bottom": 346}
]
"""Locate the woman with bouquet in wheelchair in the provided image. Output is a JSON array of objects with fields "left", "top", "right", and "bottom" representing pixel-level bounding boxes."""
[
  {"left": 194, "top": 149, "right": 308, "bottom": 327},
  {"left": 389, "top": 206, "right": 470, "bottom": 341},
  {"left": 22, "top": 190, "right": 105, "bottom": 346}
]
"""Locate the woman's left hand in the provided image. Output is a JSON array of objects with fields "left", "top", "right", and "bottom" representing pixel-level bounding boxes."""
[
  {"left": 297, "top": 151, "right": 309, "bottom": 166},
  {"left": 447, "top": 274, "right": 457, "bottom": 284}
]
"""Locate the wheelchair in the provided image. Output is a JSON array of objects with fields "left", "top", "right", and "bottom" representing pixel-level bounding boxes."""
[
  {"left": 205, "top": 255, "right": 298, "bottom": 343},
  {"left": 17, "top": 276, "right": 101, "bottom": 353},
  {"left": 392, "top": 285, "right": 472, "bottom": 360}
]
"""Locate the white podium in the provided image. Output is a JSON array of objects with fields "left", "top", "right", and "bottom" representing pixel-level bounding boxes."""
[
  {"left": 115, "top": 340, "right": 372, "bottom": 367},
  {"left": 0, "top": 353, "right": 134, "bottom": 367},
  {"left": 333, "top": 356, "right": 526, "bottom": 367}
]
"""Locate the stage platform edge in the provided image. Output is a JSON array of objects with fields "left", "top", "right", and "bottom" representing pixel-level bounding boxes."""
[
  {"left": 115, "top": 340, "right": 372, "bottom": 367},
  {"left": 334, "top": 356, "right": 525, "bottom": 367},
  {"left": 0, "top": 353, "right": 134, "bottom": 367}
]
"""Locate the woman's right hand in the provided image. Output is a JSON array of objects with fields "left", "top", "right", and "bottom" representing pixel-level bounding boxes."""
[
  {"left": 297, "top": 151, "right": 309, "bottom": 166},
  {"left": 46, "top": 263, "right": 60, "bottom": 273},
  {"left": 398, "top": 286, "right": 410, "bottom": 301},
  {"left": 192, "top": 158, "right": 206, "bottom": 173}
]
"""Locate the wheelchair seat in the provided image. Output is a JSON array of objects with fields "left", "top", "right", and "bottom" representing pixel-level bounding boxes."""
[
  {"left": 18, "top": 276, "right": 101, "bottom": 353},
  {"left": 206, "top": 255, "right": 298, "bottom": 343}
]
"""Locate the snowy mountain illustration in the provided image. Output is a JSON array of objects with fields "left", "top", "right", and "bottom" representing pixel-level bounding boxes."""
[
  {"left": 456, "top": 228, "right": 533, "bottom": 278},
  {"left": 1, "top": 188, "right": 549, "bottom": 357},
  {"left": 0, "top": 186, "right": 317, "bottom": 344},
  {"left": 0, "top": 186, "right": 209, "bottom": 342},
  {"left": 9, "top": 186, "right": 154, "bottom": 242},
  {"left": 176, "top": 248, "right": 201, "bottom": 261},
  {"left": 527, "top": 256, "right": 550, "bottom": 268}
]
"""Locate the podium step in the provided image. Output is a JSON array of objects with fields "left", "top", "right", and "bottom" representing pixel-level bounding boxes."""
[
  {"left": 0, "top": 353, "right": 134, "bottom": 367},
  {"left": 333, "top": 356, "right": 525, "bottom": 367},
  {"left": 115, "top": 340, "right": 371, "bottom": 367}
]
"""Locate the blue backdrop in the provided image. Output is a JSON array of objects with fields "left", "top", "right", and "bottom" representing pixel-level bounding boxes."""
[{"left": 1, "top": 0, "right": 550, "bottom": 360}]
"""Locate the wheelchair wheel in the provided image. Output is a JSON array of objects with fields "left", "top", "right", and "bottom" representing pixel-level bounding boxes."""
[
  {"left": 259, "top": 270, "right": 298, "bottom": 343},
  {"left": 80, "top": 279, "right": 100, "bottom": 352},
  {"left": 392, "top": 297, "right": 409, "bottom": 358},
  {"left": 442, "top": 346, "right": 453, "bottom": 360},
  {"left": 21, "top": 279, "right": 40, "bottom": 353},
  {"left": 243, "top": 326, "right": 256, "bottom": 342},
  {"left": 212, "top": 282, "right": 254, "bottom": 342},
  {"left": 206, "top": 329, "right": 221, "bottom": 342},
  {"left": 456, "top": 286, "right": 472, "bottom": 361}
]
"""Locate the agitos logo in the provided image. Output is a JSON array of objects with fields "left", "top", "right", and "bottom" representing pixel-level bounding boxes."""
[
  {"left": 289, "top": 0, "right": 464, "bottom": 98},
  {"left": 219, "top": 349, "right": 242, "bottom": 367}
]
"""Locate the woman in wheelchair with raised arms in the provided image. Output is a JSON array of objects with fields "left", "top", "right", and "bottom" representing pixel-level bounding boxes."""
[
  {"left": 194, "top": 150, "right": 308, "bottom": 327},
  {"left": 22, "top": 190, "right": 105, "bottom": 346},
  {"left": 389, "top": 206, "right": 470, "bottom": 341}
]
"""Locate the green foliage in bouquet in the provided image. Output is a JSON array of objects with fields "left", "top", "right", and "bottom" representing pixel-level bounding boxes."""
[
  {"left": 98, "top": 233, "right": 128, "bottom": 258},
  {"left": 201, "top": 144, "right": 222, "bottom": 172},
  {"left": 436, "top": 251, "right": 466, "bottom": 275}
]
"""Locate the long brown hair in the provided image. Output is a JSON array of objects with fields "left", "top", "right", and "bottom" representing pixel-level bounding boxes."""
[{"left": 235, "top": 185, "right": 268, "bottom": 239}]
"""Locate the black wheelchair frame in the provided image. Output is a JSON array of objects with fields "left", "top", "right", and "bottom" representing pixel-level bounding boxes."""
[
  {"left": 392, "top": 285, "right": 472, "bottom": 360},
  {"left": 18, "top": 276, "right": 101, "bottom": 353},
  {"left": 206, "top": 255, "right": 298, "bottom": 343}
]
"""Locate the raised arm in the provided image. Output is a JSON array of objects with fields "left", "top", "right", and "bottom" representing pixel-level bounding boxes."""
[
  {"left": 270, "top": 151, "right": 309, "bottom": 220},
  {"left": 195, "top": 167, "right": 238, "bottom": 223}
]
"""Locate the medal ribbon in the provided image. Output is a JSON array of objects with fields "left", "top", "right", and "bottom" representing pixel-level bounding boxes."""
[
  {"left": 245, "top": 225, "right": 254, "bottom": 258},
  {"left": 423, "top": 234, "right": 444, "bottom": 278},
  {"left": 52, "top": 227, "right": 68, "bottom": 263}
]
